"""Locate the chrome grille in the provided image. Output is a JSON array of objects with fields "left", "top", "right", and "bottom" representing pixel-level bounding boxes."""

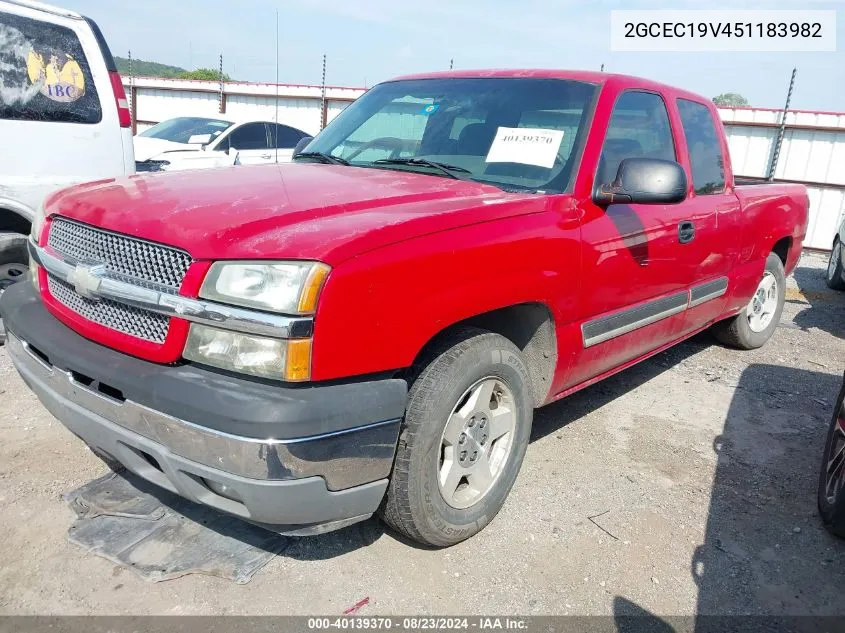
[
  {"left": 48, "top": 217, "right": 191, "bottom": 289},
  {"left": 47, "top": 276, "right": 170, "bottom": 344}
]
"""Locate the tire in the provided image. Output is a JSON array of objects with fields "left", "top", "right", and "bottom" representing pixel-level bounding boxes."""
[
  {"left": 0, "top": 231, "right": 29, "bottom": 293},
  {"left": 818, "top": 377, "right": 845, "bottom": 538},
  {"left": 380, "top": 327, "right": 533, "bottom": 547},
  {"left": 712, "top": 252, "right": 785, "bottom": 350},
  {"left": 826, "top": 238, "right": 845, "bottom": 290}
]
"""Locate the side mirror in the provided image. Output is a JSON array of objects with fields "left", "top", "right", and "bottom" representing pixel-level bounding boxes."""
[
  {"left": 187, "top": 133, "right": 212, "bottom": 145},
  {"left": 593, "top": 158, "right": 687, "bottom": 205},
  {"left": 292, "top": 136, "right": 314, "bottom": 158}
]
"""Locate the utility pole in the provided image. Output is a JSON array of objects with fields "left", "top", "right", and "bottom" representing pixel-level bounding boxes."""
[{"left": 767, "top": 67, "right": 797, "bottom": 181}]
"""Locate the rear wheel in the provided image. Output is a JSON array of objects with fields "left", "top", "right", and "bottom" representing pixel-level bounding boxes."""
[
  {"left": 818, "top": 379, "right": 845, "bottom": 538},
  {"left": 826, "top": 239, "right": 845, "bottom": 290},
  {"left": 380, "top": 328, "right": 533, "bottom": 547},
  {"left": 712, "top": 252, "right": 785, "bottom": 350}
]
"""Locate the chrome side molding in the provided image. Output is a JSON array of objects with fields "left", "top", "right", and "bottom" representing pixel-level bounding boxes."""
[{"left": 581, "top": 277, "right": 729, "bottom": 347}]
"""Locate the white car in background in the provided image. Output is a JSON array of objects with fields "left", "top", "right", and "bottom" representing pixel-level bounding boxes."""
[{"left": 134, "top": 116, "right": 311, "bottom": 172}]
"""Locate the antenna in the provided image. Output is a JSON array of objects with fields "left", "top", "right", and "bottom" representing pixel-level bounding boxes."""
[
  {"left": 449, "top": 58, "right": 454, "bottom": 70},
  {"left": 275, "top": 9, "right": 280, "bottom": 163},
  {"left": 320, "top": 53, "right": 327, "bottom": 131}
]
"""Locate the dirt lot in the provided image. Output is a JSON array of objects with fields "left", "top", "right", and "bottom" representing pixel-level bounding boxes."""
[{"left": 1, "top": 252, "right": 844, "bottom": 617}]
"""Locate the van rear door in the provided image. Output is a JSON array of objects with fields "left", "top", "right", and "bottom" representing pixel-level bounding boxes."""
[{"left": 0, "top": 3, "right": 131, "bottom": 220}]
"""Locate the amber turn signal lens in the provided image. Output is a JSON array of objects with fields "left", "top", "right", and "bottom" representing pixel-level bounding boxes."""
[
  {"left": 297, "top": 264, "right": 330, "bottom": 314},
  {"left": 285, "top": 338, "right": 313, "bottom": 382}
]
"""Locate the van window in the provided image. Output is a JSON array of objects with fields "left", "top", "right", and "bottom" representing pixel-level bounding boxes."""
[
  {"left": 0, "top": 11, "right": 102, "bottom": 124},
  {"left": 677, "top": 99, "right": 726, "bottom": 195},
  {"left": 597, "top": 91, "right": 675, "bottom": 186}
]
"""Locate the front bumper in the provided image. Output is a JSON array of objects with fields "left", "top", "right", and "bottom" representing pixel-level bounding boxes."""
[{"left": 1, "top": 282, "right": 407, "bottom": 535}]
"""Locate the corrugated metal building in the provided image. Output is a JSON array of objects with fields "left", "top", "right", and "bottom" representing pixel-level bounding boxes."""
[
  {"left": 124, "top": 78, "right": 845, "bottom": 251},
  {"left": 719, "top": 106, "right": 845, "bottom": 250},
  {"left": 124, "top": 77, "right": 365, "bottom": 136}
]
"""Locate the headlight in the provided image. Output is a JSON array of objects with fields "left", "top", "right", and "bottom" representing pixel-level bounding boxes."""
[
  {"left": 200, "top": 261, "right": 330, "bottom": 315},
  {"left": 183, "top": 323, "right": 312, "bottom": 381}
]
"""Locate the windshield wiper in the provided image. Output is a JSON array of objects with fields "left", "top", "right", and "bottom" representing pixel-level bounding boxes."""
[
  {"left": 372, "top": 158, "right": 471, "bottom": 180},
  {"left": 293, "top": 152, "right": 350, "bottom": 166}
]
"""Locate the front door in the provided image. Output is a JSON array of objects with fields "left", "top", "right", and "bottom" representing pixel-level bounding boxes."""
[{"left": 565, "top": 89, "right": 694, "bottom": 388}]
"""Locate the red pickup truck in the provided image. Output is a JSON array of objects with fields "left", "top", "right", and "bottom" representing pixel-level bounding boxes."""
[{"left": 1, "top": 70, "right": 808, "bottom": 546}]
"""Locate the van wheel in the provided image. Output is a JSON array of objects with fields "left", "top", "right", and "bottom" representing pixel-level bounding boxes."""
[
  {"left": 0, "top": 232, "right": 29, "bottom": 293},
  {"left": 712, "top": 252, "right": 785, "bottom": 350},
  {"left": 380, "top": 327, "right": 533, "bottom": 547},
  {"left": 826, "top": 239, "right": 845, "bottom": 290},
  {"left": 818, "top": 379, "right": 845, "bottom": 538}
]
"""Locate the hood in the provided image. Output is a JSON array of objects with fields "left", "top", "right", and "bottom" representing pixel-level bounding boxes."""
[
  {"left": 133, "top": 136, "right": 203, "bottom": 162},
  {"left": 44, "top": 163, "right": 551, "bottom": 265}
]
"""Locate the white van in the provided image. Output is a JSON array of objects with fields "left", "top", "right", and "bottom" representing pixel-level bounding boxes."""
[{"left": 0, "top": 0, "right": 133, "bottom": 292}]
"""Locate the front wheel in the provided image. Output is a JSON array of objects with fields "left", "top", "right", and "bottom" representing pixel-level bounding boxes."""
[
  {"left": 712, "top": 252, "right": 785, "bottom": 350},
  {"left": 380, "top": 328, "right": 533, "bottom": 547},
  {"left": 0, "top": 232, "right": 29, "bottom": 293},
  {"left": 826, "top": 239, "right": 845, "bottom": 290}
]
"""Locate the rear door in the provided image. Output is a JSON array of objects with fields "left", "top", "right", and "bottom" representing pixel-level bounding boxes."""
[
  {"left": 674, "top": 98, "right": 742, "bottom": 334},
  {"left": 221, "top": 122, "right": 273, "bottom": 165},
  {"left": 0, "top": 4, "right": 128, "bottom": 216},
  {"left": 566, "top": 89, "right": 694, "bottom": 387},
  {"left": 268, "top": 123, "right": 309, "bottom": 163}
]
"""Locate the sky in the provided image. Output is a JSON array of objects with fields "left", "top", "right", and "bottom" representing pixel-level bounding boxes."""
[{"left": 68, "top": 0, "right": 845, "bottom": 111}]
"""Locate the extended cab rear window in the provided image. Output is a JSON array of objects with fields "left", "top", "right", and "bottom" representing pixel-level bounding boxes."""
[{"left": 0, "top": 11, "right": 102, "bottom": 124}]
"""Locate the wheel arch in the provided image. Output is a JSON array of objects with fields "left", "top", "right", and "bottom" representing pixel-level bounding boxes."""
[
  {"left": 771, "top": 235, "right": 792, "bottom": 267},
  {"left": 407, "top": 302, "right": 557, "bottom": 407},
  {"left": 0, "top": 205, "right": 33, "bottom": 236}
]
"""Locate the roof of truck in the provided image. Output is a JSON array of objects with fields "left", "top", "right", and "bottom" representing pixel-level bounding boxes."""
[{"left": 388, "top": 69, "right": 711, "bottom": 105}]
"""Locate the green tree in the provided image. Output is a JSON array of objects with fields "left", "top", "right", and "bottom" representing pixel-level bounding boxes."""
[
  {"left": 177, "top": 68, "right": 232, "bottom": 81},
  {"left": 712, "top": 92, "right": 749, "bottom": 107}
]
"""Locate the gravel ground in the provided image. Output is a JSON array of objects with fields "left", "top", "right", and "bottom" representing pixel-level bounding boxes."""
[{"left": 0, "top": 252, "right": 844, "bottom": 617}]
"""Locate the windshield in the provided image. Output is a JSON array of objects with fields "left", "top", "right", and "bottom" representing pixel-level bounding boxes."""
[
  {"left": 304, "top": 78, "right": 597, "bottom": 193},
  {"left": 139, "top": 117, "right": 233, "bottom": 144}
]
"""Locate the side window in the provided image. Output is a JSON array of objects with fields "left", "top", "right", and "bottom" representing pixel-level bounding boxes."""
[
  {"left": 597, "top": 91, "right": 675, "bottom": 185},
  {"left": 0, "top": 10, "right": 102, "bottom": 124},
  {"left": 677, "top": 99, "right": 725, "bottom": 195},
  {"left": 270, "top": 124, "right": 308, "bottom": 149},
  {"left": 228, "top": 123, "right": 270, "bottom": 150}
]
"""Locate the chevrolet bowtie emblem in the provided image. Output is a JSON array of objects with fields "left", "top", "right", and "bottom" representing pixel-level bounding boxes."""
[{"left": 67, "top": 263, "right": 106, "bottom": 300}]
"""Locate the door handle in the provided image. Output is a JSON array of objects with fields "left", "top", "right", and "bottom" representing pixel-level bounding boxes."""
[
  {"left": 260, "top": 154, "right": 273, "bottom": 159},
  {"left": 678, "top": 221, "right": 695, "bottom": 244}
]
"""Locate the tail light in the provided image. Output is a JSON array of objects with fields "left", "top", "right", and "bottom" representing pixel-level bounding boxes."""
[{"left": 109, "top": 71, "right": 131, "bottom": 128}]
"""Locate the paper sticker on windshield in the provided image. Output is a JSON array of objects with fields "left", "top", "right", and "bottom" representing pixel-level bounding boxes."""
[
  {"left": 420, "top": 103, "right": 440, "bottom": 115},
  {"left": 485, "top": 127, "right": 564, "bottom": 169},
  {"left": 26, "top": 49, "right": 85, "bottom": 103}
]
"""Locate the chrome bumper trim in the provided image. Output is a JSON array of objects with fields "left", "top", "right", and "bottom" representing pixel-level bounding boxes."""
[
  {"left": 7, "top": 331, "right": 400, "bottom": 489},
  {"left": 29, "top": 239, "right": 313, "bottom": 339}
]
